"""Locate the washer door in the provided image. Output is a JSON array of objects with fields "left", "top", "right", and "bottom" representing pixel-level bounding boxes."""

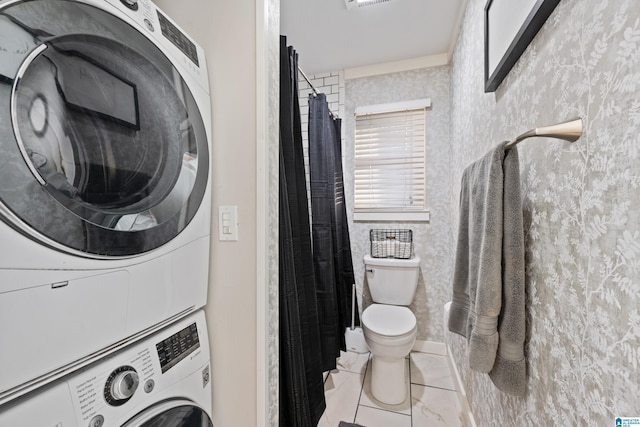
[
  {"left": 122, "top": 399, "right": 213, "bottom": 427},
  {"left": 0, "top": 0, "right": 209, "bottom": 257}
]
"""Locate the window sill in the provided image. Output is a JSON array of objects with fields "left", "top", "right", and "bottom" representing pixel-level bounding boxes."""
[{"left": 353, "top": 211, "right": 430, "bottom": 223}]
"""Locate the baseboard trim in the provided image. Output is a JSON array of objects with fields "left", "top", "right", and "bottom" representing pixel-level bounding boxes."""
[
  {"left": 412, "top": 339, "right": 447, "bottom": 355},
  {"left": 445, "top": 344, "right": 477, "bottom": 427}
]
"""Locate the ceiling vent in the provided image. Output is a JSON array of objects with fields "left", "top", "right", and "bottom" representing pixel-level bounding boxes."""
[{"left": 345, "top": 0, "right": 394, "bottom": 11}]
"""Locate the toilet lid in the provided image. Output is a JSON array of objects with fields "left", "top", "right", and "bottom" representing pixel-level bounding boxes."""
[{"left": 362, "top": 304, "right": 416, "bottom": 336}]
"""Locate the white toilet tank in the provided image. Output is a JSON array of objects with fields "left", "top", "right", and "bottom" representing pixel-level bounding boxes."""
[{"left": 364, "top": 254, "right": 421, "bottom": 305}]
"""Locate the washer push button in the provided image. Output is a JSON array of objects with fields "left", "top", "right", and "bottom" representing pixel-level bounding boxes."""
[{"left": 89, "top": 414, "right": 104, "bottom": 427}]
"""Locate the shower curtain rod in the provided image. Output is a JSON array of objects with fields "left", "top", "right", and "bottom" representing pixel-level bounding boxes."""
[
  {"left": 504, "top": 117, "right": 583, "bottom": 149},
  {"left": 297, "top": 65, "right": 338, "bottom": 119}
]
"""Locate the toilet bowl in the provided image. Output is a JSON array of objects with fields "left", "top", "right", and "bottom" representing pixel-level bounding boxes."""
[
  {"left": 362, "top": 254, "right": 421, "bottom": 405},
  {"left": 362, "top": 304, "right": 417, "bottom": 404}
]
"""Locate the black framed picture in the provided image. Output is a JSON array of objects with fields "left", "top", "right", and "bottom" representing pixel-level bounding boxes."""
[{"left": 484, "top": 0, "right": 560, "bottom": 93}]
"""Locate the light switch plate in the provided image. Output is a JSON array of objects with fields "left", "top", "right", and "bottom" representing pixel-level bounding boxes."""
[{"left": 218, "top": 205, "right": 238, "bottom": 241}]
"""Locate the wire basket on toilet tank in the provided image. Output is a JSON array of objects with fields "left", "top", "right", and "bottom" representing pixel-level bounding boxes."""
[{"left": 369, "top": 229, "right": 413, "bottom": 259}]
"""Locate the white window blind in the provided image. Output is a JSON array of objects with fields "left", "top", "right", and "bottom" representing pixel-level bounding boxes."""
[{"left": 354, "top": 99, "right": 430, "bottom": 221}]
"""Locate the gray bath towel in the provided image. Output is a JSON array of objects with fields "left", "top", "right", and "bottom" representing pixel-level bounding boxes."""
[{"left": 448, "top": 142, "right": 526, "bottom": 397}]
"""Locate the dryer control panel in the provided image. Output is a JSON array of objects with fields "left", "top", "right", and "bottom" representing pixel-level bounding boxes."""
[
  {"left": 156, "top": 11, "right": 199, "bottom": 67},
  {"left": 103, "top": 0, "right": 209, "bottom": 92}
]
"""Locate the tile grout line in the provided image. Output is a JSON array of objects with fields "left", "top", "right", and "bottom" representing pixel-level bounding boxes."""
[
  {"left": 358, "top": 403, "right": 413, "bottom": 417},
  {"left": 352, "top": 357, "right": 413, "bottom": 419},
  {"left": 408, "top": 356, "right": 414, "bottom": 427},
  {"left": 353, "top": 354, "right": 370, "bottom": 423},
  {"left": 409, "top": 382, "right": 458, "bottom": 393}
]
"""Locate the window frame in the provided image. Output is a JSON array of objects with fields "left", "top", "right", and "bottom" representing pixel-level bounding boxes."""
[{"left": 353, "top": 98, "right": 431, "bottom": 223}]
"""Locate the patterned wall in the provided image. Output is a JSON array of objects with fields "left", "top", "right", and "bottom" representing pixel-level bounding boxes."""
[
  {"left": 344, "top": 66, "right": 453, "bottom": 341},
  {"left": 266, "top": 1, "right": 279, "bottom": 426},
  {"left": 448, "top": 0, "right": 640, "bottom": 424}
]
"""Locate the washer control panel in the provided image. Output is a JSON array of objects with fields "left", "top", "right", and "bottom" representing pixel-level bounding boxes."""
[
  {"left": 73, "top": 348, "right": 154, "bottom": 423},
  {"left": 67, "top": 312, "right": 208, "bottom": 427},
  {"left": 0, "top": 311, "right": 209, "bottom": 427},
  {"left": 156, "top": 321, "right": 200, "bottom": 373}
]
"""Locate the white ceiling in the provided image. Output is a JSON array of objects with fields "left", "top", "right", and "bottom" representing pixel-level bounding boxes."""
[{"left": 280, "top": 0, "right": 468, "bottom": 75}]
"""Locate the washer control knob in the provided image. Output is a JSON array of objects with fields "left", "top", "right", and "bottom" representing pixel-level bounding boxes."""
[
  {"left": 104, "top": 366, "right": 139, "bottom": 406},
  {"left": 111, "top": 370, "right": 139, "bottom": 400},
  {"left": 120, "top": 0, "right": 139, "bottom": 10}
]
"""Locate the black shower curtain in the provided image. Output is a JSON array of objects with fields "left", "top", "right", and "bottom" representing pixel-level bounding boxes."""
[
  {"left": 278, "top": 36, "right": 325, "bottom": 427},
  {"left": 309, "top": 94, "right": 359, "bottom": 372}
]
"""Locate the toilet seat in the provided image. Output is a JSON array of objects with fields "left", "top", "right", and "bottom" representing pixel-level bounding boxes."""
[{"left": 362, "top": 304, "right": 416, "bottom": 337}]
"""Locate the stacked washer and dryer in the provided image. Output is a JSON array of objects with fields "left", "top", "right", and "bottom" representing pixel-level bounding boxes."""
[{"left": 0, "top": 0, "right": 213, "bottom": 425}]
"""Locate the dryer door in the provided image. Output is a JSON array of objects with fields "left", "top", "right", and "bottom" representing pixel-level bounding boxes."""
[
  {"left": 0, "top": 0, "right": 209, "bottom": 257},
  {"left": 122, "top": 399, "right": 213, "bottom": 427}
]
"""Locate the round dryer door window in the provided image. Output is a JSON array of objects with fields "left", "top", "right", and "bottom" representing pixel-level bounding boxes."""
[{"left": 0, "top": 0, "right": 209, "bottom": 257}]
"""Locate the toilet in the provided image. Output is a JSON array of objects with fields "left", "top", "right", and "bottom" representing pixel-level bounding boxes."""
[{"left": 362, "top": 254, "right": 420, "bottom": 405}]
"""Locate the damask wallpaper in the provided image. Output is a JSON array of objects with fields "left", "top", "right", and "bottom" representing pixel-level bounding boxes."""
[
  {"left": 344, "top": 66, "right": 453, "bottom": 342},
  {"left": 448, "top": 0, "right": 640, "bottom": 424}
]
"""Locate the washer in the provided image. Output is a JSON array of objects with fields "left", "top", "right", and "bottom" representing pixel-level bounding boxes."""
[
  {"left": 0, "top": 310, "right": 213, "bottom": 427},
  {"left": 0, "top": 0, "right": 212, "bottom": 399}
]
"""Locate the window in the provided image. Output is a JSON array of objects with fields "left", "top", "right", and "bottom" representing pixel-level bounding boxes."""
[{"left": 353, "top": 99, "right": 430, "bottom": 222}]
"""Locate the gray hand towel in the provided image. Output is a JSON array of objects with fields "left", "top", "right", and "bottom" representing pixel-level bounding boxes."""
[{"left": 448, "top": 142, "right": 526, "bottom": 397}]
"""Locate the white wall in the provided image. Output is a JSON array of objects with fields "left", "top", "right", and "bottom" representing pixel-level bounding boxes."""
[{"left": 154, "top": 1, "right": 264, "bottom": 426}]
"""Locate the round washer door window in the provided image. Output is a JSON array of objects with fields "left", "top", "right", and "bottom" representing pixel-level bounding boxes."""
[
  {"left": 122, "top": 399, "right": 214, "bottom": 427},
  {"left": 0, "top": 0, "right": 209, "bottom": 257}
]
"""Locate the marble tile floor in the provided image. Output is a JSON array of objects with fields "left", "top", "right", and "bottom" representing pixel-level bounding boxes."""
[{"left": 318, "top": 349, "right": 466, "bottom": 427}]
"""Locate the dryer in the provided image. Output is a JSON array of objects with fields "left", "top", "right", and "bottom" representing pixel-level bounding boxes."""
[
  {"left": 0, "top": 310, "right": 213, "bottom": 427},
  {"left": 0, "top": 0, "right": 212, "bottom": 400}
]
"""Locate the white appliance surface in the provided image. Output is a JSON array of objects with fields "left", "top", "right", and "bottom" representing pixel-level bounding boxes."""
[
  {"left": 0, "top": 0, "right": 212, "bottom": 401},
  {"left": 0, "top": 310, "right": 213, "bottom": 427}
]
